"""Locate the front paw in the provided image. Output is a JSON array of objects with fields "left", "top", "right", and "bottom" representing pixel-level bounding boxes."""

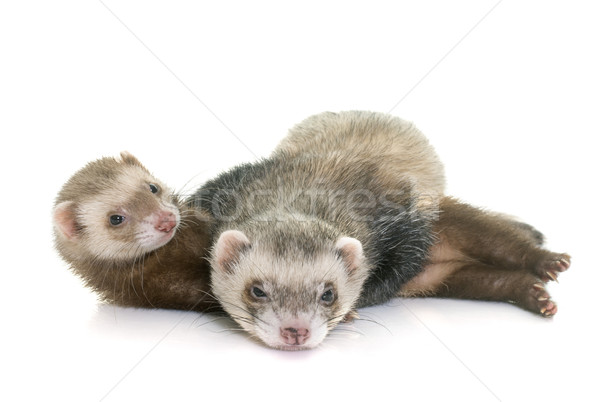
[
  {"left": 530, "top": 283, "right": 558, "bottom": 317},
  {"left": 534, "top": 253, "right": 571, "bottom": 283}
]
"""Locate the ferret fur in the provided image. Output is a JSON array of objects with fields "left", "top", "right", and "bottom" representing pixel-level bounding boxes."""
[{"left": 194, "top": 111, "right": 443, "bottom": 349}]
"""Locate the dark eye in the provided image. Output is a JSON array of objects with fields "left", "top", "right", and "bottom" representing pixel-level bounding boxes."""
[
  {"left": 251, "top": 286, "right": 267, "bottom": 300},
  {"left": 149, "top": 184, "right": 159, "bottom": 194},
  {"left": 109, "top": 215, "right": 125, "bottom": 226},
  {"left": 320, "top": 288, "right": 335, "bottom": 305}
]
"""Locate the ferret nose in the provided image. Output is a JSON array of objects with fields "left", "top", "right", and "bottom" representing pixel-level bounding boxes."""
[
  {"left": 280, "top": 327, "right": 310, "bottom": 346},
  {"left": 155, "top": 211, "right": 176, "bottom": 232}
]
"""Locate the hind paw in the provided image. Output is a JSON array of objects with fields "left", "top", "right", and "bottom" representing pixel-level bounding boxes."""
[
  {"left": 534, "top": 253, "right": 571, "bottom": 283},
  {"left": 531, "top": 283, "right": 558, "bottom": 317}
]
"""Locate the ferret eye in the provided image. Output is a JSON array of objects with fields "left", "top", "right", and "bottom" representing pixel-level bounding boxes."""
[
  {"left": 149, "top": 184, "right": 159, "bottom": 194},
  {"left": 109, "top": 215, "right": 125, "bottom": 226},
  {"left": 251, "top": 286, "right": 267, "bottom": 300},
  {"left": 320, "top": 289, "right": 335, "bottom": 305}
]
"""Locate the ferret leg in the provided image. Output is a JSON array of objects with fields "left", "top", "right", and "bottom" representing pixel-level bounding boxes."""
[
  {"left": 510, "top": 221, "right": 545, "bottom": 246},
  {"left": 432, "top": 264, "right": 558, "bottom": 317},
  {"left": 436, "top": 197, "right": 571, "bottom": 282}
]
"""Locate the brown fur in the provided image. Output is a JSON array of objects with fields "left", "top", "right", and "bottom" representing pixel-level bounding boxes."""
[
  {"left": 79, "top": 206, "right": 217, "bottom": 312},
  {"left": 400, "top": 197, "right": 571, "bottom": 316}
]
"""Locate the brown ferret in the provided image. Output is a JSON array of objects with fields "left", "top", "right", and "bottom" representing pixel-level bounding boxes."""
[{"left": 52, "top": 152, "right": 218, "bottom": 312}]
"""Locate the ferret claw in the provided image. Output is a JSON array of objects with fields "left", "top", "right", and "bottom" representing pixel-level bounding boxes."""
[
  {"left": 546, "top": 271, "right": 559, "bottom": 283},
  {"left": 559, "top": 258, "right": 570, "bottom": 269},
  {"left": 531, "top": 276, "right": 558, "bottom": 317}
]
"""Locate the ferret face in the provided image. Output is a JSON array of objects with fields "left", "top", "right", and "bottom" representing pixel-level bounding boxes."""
[
  {"left": 53, "top": 152, "right": 180, "bottom": 263},
  {"left": 211, "top": 230, "right": 369, "bottom": 350},
  {"left": 76, "top": 170, "right": 179, "bottom": 260}
]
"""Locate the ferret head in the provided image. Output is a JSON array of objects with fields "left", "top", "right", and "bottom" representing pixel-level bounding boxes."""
[
  {"left": 53, "top": 152, "right": 180, "bottom": 264},
  {"left": 210, "top": 226, "right": 370, "bottom": 350}
]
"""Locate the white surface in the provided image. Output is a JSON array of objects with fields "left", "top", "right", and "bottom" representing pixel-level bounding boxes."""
[{"left": 1, "top": 1, "right": 598, "bottom": 401}]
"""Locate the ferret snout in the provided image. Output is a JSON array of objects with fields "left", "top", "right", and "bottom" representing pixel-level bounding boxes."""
[
  {"left": 154, "top": 211, "right": 176, "bottom": 233},
  {"left": 280, "top": 326, "right": 310, "bottom": 346}
]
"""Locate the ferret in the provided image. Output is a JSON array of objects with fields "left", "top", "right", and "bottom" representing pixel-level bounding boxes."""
[
  {"left": 196, "top": 111, "right": 570, "bottom": 350},
  {"left": 52, "top": 152, "right": 218, "bottom": 312},
  {"left": 195, "top": 111, "right": 445, "bottom": 350},
  {"left": 53, "top": 113, "right": 571, "bottom": 351}
]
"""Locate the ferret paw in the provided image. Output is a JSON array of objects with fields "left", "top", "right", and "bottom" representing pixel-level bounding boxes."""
[
  {"left": 531, "top": 283, "right": 558, "bottom": 317},
  {"left": 342, "top": 310, "right": 360, "bottom": 323},
  {"left": 534, "top": 253, "right": 571, "bottom": 283}
]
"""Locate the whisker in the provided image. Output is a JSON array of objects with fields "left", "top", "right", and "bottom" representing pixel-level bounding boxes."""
[{"left": 353, "top": 315, "right": 392, "bottom": 334}]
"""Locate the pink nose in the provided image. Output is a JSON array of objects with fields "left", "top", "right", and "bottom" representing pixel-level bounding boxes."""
[
  {"left": 155, "top": 211, "right": 176, "bottom": 233},
  {"left": 280, "top": 327, "right": 310, "bottom": 346}
]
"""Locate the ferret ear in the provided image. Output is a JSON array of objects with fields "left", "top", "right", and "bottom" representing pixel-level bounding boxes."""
[
  {"left": 119, "top": 151, "right": 144, "bottom": 168},
  {"left": 335, "top": 237, "right": 364, "bottom": 274},
  {"left": 214, "top": 230, "right": 251, "bottom": 273},
  {"left": 53, "top": 201, "right": 79, "bottom": 241}
]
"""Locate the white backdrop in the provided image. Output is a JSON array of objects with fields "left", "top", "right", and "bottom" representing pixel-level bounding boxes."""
[{"left": 1, "top": 1, "right": 598, "bottom": 401}]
